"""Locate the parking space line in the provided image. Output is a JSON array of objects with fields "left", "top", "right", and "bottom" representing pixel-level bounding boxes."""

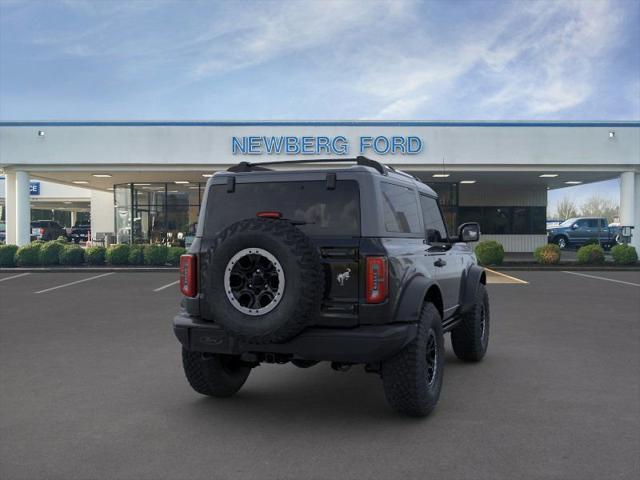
[
  {"left": 562, "top": 271, "right": 640, "bottom": 287},
  {"left": 153, "top": 280, "right": 179, "bottom": 292},
  {"left": 0, "top": 273, "right": 31, "bottom": 283},
  {"left": 484, "top": 268, "right": 529, "bottom": 284},
  {"left": 34, "top": 273, "right": 115, "bottom": 294}
]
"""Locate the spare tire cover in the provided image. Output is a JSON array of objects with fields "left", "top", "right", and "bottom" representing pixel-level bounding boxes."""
[{"left": 201, "top": 218, "right": 324, "bottom": 344}]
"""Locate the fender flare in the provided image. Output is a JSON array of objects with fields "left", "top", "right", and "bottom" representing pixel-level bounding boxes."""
[
  {"left": 393, "top": 274, "right": 443, "bottom": 323},
  {"left": 459, "top": 265, "right": 486, "bottom": 314}
]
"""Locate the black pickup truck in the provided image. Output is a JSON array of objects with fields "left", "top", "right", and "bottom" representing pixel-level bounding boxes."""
[{"left": 547, "top": 217, "right": 621, "bottom": 249}]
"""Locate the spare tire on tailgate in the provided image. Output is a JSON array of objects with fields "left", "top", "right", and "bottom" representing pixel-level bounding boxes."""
[{"left": 201, "top": 218, "right": 324, "bottom": 344}]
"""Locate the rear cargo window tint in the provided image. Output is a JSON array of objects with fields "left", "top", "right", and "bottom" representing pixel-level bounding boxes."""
[
  {"left": 381, "top": 182, "right": 421, "bottom": 234},
  {"left": 205, "top": 180, "right": 360, "bottom": 237}
]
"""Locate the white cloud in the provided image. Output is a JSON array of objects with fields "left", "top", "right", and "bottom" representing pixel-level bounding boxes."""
[{"left": 8, "top": 0, "right": 632, "bottom": 119}]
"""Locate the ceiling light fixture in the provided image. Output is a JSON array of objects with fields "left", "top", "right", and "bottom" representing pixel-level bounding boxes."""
[
  {"left": 202, "top": 174, "right": 213, "bottom": 178},
  {"left": 92, "top": 174, "right": 112, "bottom": 178},
  {"left": 174, "top": 180, "right": 189, "bottom": 184},
  {"left": 460, "top": 180, "right": 476, "bottom": 184},
  {"left": 609, "top": 131, "right": 615, "bottom": 139},
  {"left": 539, "top": 174, "right": 558, "bottom": 178},
  {"left": 564, "top": 181, "right": 582, "bottom": 185},
  {"left": 72, "top": 180, "right": 89, "bottom": 184},
  {"left": 133, "top": 183, "right": 151, "bottom": 186},
  {"left": 432, "top": 174, "right": 450, "bottom": 178}
]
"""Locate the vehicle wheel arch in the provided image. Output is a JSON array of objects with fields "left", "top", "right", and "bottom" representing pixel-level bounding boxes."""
[
  {"left": 460, "top": 265, "right": 486, "bottom": 315},
  {"left": 392, "top": 273, "right": 443, "bottom": 323}
]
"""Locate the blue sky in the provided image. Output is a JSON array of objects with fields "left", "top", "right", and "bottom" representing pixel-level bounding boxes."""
[{"left": 1, "top": 0, "right": 638, "bottom": 207}]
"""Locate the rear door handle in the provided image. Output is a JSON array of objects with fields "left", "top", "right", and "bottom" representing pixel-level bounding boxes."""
[{"left": 434, "top": 258, "right": 447, "bottom": 267}]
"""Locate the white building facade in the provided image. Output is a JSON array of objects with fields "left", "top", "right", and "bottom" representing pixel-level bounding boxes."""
[{"left": 1, "top": 121, "right": 638, "bottom": 251}]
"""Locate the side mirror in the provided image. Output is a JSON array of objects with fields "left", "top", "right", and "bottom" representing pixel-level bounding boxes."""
[
  {"left": 572, "top": 223, "right": 579, "bottom": 230},
  {"left": 457, "top": 222, "right": 480, "bottom": 243}
]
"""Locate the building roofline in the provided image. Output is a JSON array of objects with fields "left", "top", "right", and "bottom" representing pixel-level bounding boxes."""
[{"left": 1, "top": 120, "right": 639, "bottom": 127}]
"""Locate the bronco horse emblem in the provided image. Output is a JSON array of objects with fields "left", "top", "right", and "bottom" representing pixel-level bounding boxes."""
[{"left": 336, "top": 268, "right": 351, "bottom": 286}]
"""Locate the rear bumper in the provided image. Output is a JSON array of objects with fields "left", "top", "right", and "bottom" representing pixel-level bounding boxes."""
[{"left": 173, "top": 311, "right": 417, "bottom": 364}]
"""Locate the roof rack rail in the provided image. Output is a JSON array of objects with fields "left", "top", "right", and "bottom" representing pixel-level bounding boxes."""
[{"left": 227, "top": 156, "right": 386, "bottom": 175}]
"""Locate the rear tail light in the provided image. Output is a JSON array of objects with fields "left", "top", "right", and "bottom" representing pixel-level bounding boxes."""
[
  {"left": 366, "top": 256, "right": 388, "bottom": 304},
  {"left": 180, "top": 254, "right": 197, "bottom": 297}
]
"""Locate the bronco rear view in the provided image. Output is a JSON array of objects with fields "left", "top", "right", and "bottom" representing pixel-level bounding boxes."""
[{"left": 174, "top": 157, "right": 489, "bottom": 417}]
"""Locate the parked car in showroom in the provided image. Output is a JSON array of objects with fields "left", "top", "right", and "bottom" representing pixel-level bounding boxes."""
[
  {"left": 69, "top": 223, "right": 91, "bottom": 243},
  {"left": 174, "top": 157, "right": 489, "bottom": 417},
  {"left": 547, "top": 216, "right": 620, "bottom": 249},
  {"left": 31, "top": 220, "right": 68, "bottom": 241},
  {"left": 0, "top": 221, "right": 5, "bottom": 243}
]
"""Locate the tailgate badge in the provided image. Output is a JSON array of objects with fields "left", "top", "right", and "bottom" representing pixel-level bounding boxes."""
[{"left": 336, "top": 268, "right": 351, "bottom": 286}]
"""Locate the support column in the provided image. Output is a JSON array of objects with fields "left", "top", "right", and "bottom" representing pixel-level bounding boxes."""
[
  {"left": 70, "top": 211, "right": 77, "bottom": 227},
  {"left": 620, "top": 171, "right": 639, "bottom": 251},
  {"left": 15, "top": 171, "right": 31, "bottom": 246},
  {"left": 5, "top": 172, "right": 16, "bottom": 244}
]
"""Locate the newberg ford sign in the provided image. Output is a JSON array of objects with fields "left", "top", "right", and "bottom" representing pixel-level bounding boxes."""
[{"left": 231, "top": 135, "right": 423, "bottom": 156}]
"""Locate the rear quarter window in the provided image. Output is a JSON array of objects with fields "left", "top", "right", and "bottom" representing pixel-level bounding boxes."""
[
  {"left": 380, "top": 182, "right": 421, "bottom": 234},
  {"left": 204, "top": 180, "right": 360, "bottom": 237}
]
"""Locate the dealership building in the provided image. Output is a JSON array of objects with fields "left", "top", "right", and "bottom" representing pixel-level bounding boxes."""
[{"left": 1, "top": 121, "right": 639, "bottom": 252}]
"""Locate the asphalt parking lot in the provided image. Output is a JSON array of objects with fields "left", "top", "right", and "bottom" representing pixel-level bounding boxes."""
[{"left": 1, "top": 270, "right": 639, "bottom": 480}]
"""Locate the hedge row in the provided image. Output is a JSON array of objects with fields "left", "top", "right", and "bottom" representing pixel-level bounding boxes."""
[
  {"left": 474, "top": 240, "right": 637, "bottom": 266},
  {"left": 0, "top": 241, "right": 185, "bottom": 267}
]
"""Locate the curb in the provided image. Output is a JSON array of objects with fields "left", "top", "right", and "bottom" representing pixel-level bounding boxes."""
[
  {"left": 492, "top": 264, "right": 640, "bottom": 271},
  {"left": 0, "top": 267, "right": 178, "bottom": 273}
]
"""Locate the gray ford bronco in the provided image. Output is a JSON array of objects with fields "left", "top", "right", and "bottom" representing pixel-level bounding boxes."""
[{"left": 174, "top": 157, "right": 489, "bottom": 417}]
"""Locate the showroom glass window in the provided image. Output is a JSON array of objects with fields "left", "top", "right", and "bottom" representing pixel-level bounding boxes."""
[{"left": 114, "top": 182, "right": 204, "bottom": 245}]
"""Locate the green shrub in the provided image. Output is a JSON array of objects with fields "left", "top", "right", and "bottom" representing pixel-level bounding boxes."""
[
  {"left": 576, "top": 244, "right": 605, "bottom": 264},
  {"left": 0, "top": 244, "right": 19, "bottom": 267},
  {"left": 85, "top": 246, "right": 106, "bottom": 265},
  {"left": 167, "top": 246, "right": 186, "bottom": 266},
  {"left": 534, "top": 244, "right": 561, "bottom": 265},
  {"left": 56, "top": 236, "right": 69, "bottom": 243},
  {"left": 15, "top": 243, "right": 43, "bottom": 266},
  {"left": 143, "top": 244, "right": 168, "bottom": 266},
  {"left": 106, "top": 244, "right": 130, "bottom": 265},
  {"left": 474, "top": 240, "right": 505, "bottom": 266},
  {"left": 59, "top": 244, "right": 85, "bottom": 265},
  {"left": 128, "top": 245, "right": 145, "bottom": 265},
  {"left": 611, "top": 244, "right": 638, "bottom": 265},
  {"left": 584, "top": 238, "right": 600, "bottom": 246},
  {"left": 40, "top": 241, "right": 65, "bottom": 265}
]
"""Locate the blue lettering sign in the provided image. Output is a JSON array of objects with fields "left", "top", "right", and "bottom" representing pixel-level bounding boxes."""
[
  {"left": 30, "top": 182, "right": 40, "bottom": 196},
  {"left": 231, "top": 135, "right": 423, "bottom": 156}
]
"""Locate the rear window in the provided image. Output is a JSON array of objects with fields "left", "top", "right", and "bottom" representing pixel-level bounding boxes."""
[{"left": 205, "top": 180, "right": 360, "bottom": 237}]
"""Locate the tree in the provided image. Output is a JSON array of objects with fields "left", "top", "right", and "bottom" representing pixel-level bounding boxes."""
[
  {"left": 579, "top": 195, "right": 619, "bottom": 223},
  {"left": 553, "top": 197, "right": 578, "bottom": 220}
]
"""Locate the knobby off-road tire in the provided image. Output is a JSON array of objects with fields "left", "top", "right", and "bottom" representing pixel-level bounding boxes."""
[
  {"left": 202, "top": 218, "right": 324, "bottom": 344},
  {"left": 451, "top": 283, "right": 490, "bottom": 362},
  {"left": 381, "top": 303, "right": 444, "bottom": 417},
  {"left": 182, "top": 348, "right": 251, "bottom": 398}
]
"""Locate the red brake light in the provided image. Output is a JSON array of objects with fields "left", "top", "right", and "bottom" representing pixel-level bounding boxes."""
[
  {"left": 180, "top": 254, "right": 197, "bottom": 297},
  {"left": 257, "top": 211, "right": 282, "bottom": 219},
  {"left": 366, "top": 256, "right": 388, "bottom": 304}
]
